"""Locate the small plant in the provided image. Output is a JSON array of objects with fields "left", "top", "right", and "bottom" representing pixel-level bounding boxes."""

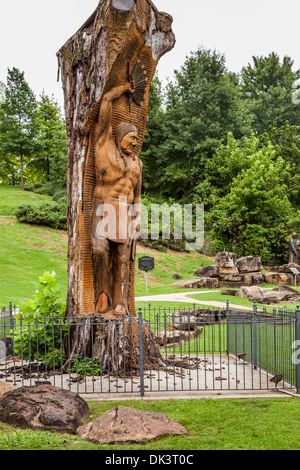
[
  {"left": 12, "top": 272, "right": 67, "bottom": 365},
  {"left": 68, "top": 354, "right": 102, "bottom": 377}
]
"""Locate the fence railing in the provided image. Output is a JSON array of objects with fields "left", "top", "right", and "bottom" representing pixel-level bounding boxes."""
[{"left": 1, "top": 302, "right": 300, "bottom": 396}]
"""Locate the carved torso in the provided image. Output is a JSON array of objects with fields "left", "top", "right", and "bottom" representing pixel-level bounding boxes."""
[{"left": 94, "top": 136, "right": 142, "bottom": 204}]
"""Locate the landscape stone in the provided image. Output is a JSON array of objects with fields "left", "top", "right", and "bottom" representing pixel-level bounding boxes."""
[
  {"left": 0, "top": 382, "right": 15, "bottom": 400},
  {"left": 236, "top": 256, "right": 263, "bottom": 273},
  {"left": 277, "top": 263, "right": 300, "bottom": 274},
  {"left": 243, "top": 272, "right": 265, "bottom": 286},
  {"left": 215, "top": 252, "right": 237, "bottom": 268},
  {"left": 219, "top": 272, "right": 242, "bottom": 282},
  {"left": 262, "top": 272, "right": 295, "bottom": 286},
  {"left": 77, "top": 406, "right": 188, "bottom": 444},
  {"left": 235, "top": 285, "right": 300, "bottom": 304},
  {"left": 236, "top": 286, "right": 265, "bottom": 303},
  {"left": 220, "top": 289, "right": 237, "bottom": 296},
  {"left": 193, "top": 265, "right": 220, "bottom": 278},
  {"left": 0, "top": 385, "right": 90, "bottom": 433},
  {"left": 171, "top": 277, "right": 219, "bottom": 289}
]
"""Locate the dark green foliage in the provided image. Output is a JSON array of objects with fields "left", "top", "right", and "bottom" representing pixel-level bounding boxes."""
[
  {"left": 12, "top": 272, "right": 67, "bottom": 365},
  {"left": 15, "top": 203, "right": 67, "bottom": 230},
  {"left": 241, "top": 53, "right": 300, "bottom": 134},
  {"left": 0, "top": 68, "right": 39, "bottom": 189},
  {"left": 68, "top": 355, "right": 102, "bottom": 377}
]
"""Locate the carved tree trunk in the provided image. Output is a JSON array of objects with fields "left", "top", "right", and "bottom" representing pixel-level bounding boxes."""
[{"left": 57, "top": 0, "right": 175, "bottom": 370}]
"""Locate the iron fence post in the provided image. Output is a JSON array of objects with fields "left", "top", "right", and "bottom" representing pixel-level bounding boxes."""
[
  {"left": 226, "top": 300, "right": 230, "bottom": 355},
  {"left": 253, "top": 301, "right": 257, "bottom": 370},
  {"left": 138, "top": 308, "right": 145, "bottom": 398},
  {"left": 9, "top": 302, "right": 14, "bottom": 332},
  {"left": 295, "top": 306, "right": 300, "bottom": 394}
]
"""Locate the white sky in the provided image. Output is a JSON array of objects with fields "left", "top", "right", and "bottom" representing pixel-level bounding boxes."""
[{"left": 1, "top": 0, "right": 300, "bottom": 110}]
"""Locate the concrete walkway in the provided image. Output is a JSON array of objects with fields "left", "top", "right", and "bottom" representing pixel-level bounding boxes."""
[{"left": 135, "top": 290, "right": 252, "bottom": 311}]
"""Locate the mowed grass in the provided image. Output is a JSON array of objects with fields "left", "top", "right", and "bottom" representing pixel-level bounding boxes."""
[
  {"left": 0, "top": 217, "right": 68, "bottom": 306},
  {"left": 0, "top": 185, "right": 211, "bottom": 307},
  {"left": 1, "top": 398, "right": 300, "bottom": 450},
  {"left": 0, "top": 185, "right": 55, "bottom": 216}
]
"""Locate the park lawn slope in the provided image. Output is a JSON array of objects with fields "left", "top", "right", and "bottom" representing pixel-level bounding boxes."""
[{"left": 0, "top": 185, "right": 212, "bottom": 307}]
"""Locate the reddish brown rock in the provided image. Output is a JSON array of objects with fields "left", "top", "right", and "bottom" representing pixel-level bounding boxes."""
[
  {"left": 0, "top": 385, "right": 90, "bottom": 434},
  {"left": 0, "top": 382, "right": 15, "bottom": 400},
  {"left": 77, "top": 406, "right": 188, "bottom": 444}
]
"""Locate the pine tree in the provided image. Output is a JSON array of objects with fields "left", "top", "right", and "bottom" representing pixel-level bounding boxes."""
[{"left": 0, "top": 68, "right": 38, "bottom": 189}]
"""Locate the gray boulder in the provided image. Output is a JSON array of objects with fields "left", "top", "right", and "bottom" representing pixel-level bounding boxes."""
[
  {"left": 194, "top": 265, "right": 220, "bottom": 278},
  {"left": 215, "top": 252, "right": 237, "bottom": 268},
  {"left": 237, "top": 256, "right": 263, "bottom": 273}
]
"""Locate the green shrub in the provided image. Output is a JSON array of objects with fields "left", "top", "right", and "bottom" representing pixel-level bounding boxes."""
[
  {"left": 68, "top": 354, "right": 102, "bottom": 377},
  {"left": 15, "top": 203, "right": 67, "bottom": 230},
  {"left": 12, "top": 272, "right": 67, "bottom": 365}
]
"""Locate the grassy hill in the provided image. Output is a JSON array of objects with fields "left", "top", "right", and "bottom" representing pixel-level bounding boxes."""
[{"left": 0, "top": 185, "right": 210, "bottom": 308}]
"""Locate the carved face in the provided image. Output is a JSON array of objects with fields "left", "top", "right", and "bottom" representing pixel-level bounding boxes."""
[{"left": 120, "top": 131, "right": 138, "bottom": 155}]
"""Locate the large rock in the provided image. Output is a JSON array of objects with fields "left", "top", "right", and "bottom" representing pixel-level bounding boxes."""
[
  {"left": 236, "top": 285, "right": 300, "bottom": 305},
  {"left": 0, "top": 382, "right": 15, "bottom": 400},
  {"left": 77, "top": 406, "right": 188, "bottom": 444},
  {"left": 243, "top": 272, "right": 265, "bottom": 286},
  {"left": 262, "top": 272, "right": 295, "bottom": 286},
  {"left": 277, "top": 263, "right": 300, "bottom": 274},
  {"left": 219, "top": 272, "right": 243, "bottom": 282},
  {"left": 215, "top": 252, "right": 237, "bottom": 268},
  {"left": 0, "top": 385, "right": 89, "bottom": 434},
  {"left": 236, "top": 286, "right": 266, "bottom": 302},
  {"left": 171, "top": 278, "right": 219, "bottom": 289},
  {"left": 194, "top": 265, "right": 220, "bottom": 278},
  {"left": 236, "top": 256, "right": 263, "bottom": 273}
]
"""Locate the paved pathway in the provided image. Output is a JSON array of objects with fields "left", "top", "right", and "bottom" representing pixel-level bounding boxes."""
[{"left": 135, "top": 290, "right": 252, "bottom": 311}]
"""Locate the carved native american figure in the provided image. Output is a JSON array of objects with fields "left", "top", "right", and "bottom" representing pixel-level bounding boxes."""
[
  {"left": 91, "top": 81, "right": 142, "bottom": 317},
  {"left": 57, "top": 0, "right": 175, "bottom": 321}
]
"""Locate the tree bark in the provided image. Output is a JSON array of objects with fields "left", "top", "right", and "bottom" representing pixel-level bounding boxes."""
[{"left": 20, "top": 154, "right": 24, "bottom": 190}]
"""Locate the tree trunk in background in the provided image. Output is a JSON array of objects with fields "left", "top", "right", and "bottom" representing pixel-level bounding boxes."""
[
  {"left": 57, "top": 0, "right": 175, "bottom": 369},
  {"left": 20, "top": 154, "right": 24, "bottom": 190}
]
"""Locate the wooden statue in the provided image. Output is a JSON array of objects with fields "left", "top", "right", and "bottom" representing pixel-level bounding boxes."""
[
  {"left": 57, "top": 0, "right": 175, "bottom": 319},
  {"left": 289, "top": 233, "right": 300, "bottom": 265},
  {"left": 57, "top": 0, "right": 175, "bottom": 370}
]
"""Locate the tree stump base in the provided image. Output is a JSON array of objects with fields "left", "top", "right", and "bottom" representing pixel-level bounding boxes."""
[{"left": 65, "top": 316, "right": 162, "bottom": 377}]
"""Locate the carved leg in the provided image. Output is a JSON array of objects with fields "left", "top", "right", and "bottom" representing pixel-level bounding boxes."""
[
  {"left": 112, "top": 241, "right": 131, "bottom": 315},
  {"left": 91, "top": 236, "right": 112, "bottom": 314}
]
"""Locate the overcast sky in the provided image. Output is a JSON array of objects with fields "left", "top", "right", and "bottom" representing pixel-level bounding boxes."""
[{"left": 1, "top": 0, "right": 300, "bottom": 109}]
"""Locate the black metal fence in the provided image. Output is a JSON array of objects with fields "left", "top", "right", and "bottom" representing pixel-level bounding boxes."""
[{"left": 1, "top": 302, "right": 300, "bottom": 397}]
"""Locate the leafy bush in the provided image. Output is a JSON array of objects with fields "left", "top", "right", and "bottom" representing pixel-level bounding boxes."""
[
  {"left": 68, "top": 354, "right": 102, "bottom": 377},
  {"left": 12, "top": 272, "right": 67, "bottom": 366},
  {"left": 15, "top": 203, "right": 67, "bottom": 230}
]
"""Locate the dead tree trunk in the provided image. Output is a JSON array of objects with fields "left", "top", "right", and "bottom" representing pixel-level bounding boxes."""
[{"left": 57, "top": 0, "right": 175, "bottom": 370}]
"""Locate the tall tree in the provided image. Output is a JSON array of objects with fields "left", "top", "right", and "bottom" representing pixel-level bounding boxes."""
[
  {"left": 153, "top": 48, "right": 252, "bottom": 201},
  {"left": 0, "top": 68, "right": 38, "bottom": 189},
  {"left": 32, "top": 92, "right": 68, "bottom": 185},
  {"left": 139, "top": 76, "right": 166, "bottom": 194},
  {"left": 241, "top": 53, "right": 300, "bottom": 134}
]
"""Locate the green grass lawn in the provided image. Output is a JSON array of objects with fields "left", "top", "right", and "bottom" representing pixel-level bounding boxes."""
[
  {"left": 0, "top": 185, "right": 55, "bottom": 216},
  {"left": 1, "top": 398, "right": 300, "bottom": 450},
  {"left": 187, "top": 291, "right": 300, "bottom": 312},
  {"left": 0, "top": 185, "right": 210, "bottom": 308}
]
